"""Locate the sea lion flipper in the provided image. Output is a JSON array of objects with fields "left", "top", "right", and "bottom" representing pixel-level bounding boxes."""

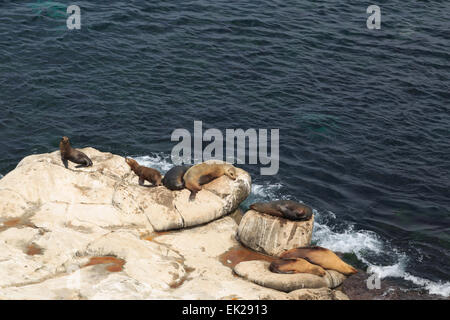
[
  {"left": 138, "top": 177, "right": 145, "bottom": 186},
  {"left": 189, "top": 190, "right": 197, "bottom": 201},
  {"left": 61, "top": 157, "right": 68, "bottom": 169}
]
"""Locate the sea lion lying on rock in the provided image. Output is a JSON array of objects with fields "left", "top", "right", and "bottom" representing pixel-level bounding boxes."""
[
  {"left": 250, "top": 200, "right": 313, "bottom": 221},
  {"left": 269, "top": 258, "right": 327, "bottom": 277},
  {"left": 125, "top": 158, "right": 162, "bottom": 187},
  {"left": 280, "top": 246, "right": 358, "bottom": 276},
  {"left": 59, "top": 136, "right": 93, "bottom": 168},
  {"left": 234, "top": 260, "right": 346, "bottom": 292},
  {"left": 183, "top": 162, "right": 237, "bottom": 200},
  {"left": 162, "top": 165, "right": 192, "bottom": 190}
]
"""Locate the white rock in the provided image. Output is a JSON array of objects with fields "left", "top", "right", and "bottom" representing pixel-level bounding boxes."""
[
  {"left": 237, "top": 210, "right": 314, "bottom": 257},
  {"left": 288, "top": 288, "right": 350, "bottom": 300}
]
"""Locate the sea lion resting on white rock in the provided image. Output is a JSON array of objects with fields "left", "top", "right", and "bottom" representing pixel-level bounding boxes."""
[
  {"left": 250, "top": 200, "right": 313, "bottom": 221},
  {"left": 162, "top": 165, "right": 192, "bottom": 190},
  {"left": 280, "top": 246, "right": 358, "bottom": 276},
  {"left": 59, "top": 136, "right": 93, "bottom": 169},
  {"left": 269, "top": 258, "right": 327, "bottom": 277},
  {"left": 125, "top": 157, "right": 163, "bottom": 187},
  {"left": 183, "top": 162, "right": 237, "bottom": 200}
]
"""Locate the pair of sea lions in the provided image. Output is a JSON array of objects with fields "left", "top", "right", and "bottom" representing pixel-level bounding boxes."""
[
  {"left": 269, "top": 246, "right": 358, "bottom": 276},
  {"left": 163, "top": 162, "right": 238, "bottom": 199},
  {"left": 59, "top": 136, "right": 93, "bottom": 168},
  {"left": 250, "top": 200, "right": 313, "bottom": 221}
]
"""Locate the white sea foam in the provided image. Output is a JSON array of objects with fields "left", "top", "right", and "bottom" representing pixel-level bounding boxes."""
[
  {"left": 251, "top": 183, "right": 283, "bottom": 199},
  {"left": 133, "top": 154, "right": 174, "bottom": 174},
  {"left": 403, "top": 274, "right": 450, "bottom": 297},
  {"left": 367, "top": 258, "right": 450, "bottom": 297},
  {"left": 313, "top": 223, "right": 384, "bottom": 257}
]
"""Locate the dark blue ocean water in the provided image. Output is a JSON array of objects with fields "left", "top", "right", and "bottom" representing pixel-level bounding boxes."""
[{"left": 0, "top": 1, "right": 449, "bottom": 296}]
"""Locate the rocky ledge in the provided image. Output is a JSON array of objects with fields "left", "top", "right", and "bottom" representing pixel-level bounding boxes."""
[{"left": 0, "top": 148, "right": 348, "bottom": 300}]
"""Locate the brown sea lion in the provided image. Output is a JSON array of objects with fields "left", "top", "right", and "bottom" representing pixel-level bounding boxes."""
[
  {"left": 280, "top": 246, "right": 358, "bottom": 276},
  {"left": 183, "top": 162, "right": 237, "bottom": 200},
  {"left": 269, "top": 258, "right": 327, "bottom": 277},
  {"left": 162, "top": 165, "right": 192, "bottom": 190},
  {"left": 125, "top": 158, "right": 162, "bottom": 187},
  {"left": 250, "top": 200, "right": 313, "bottom": 221},
  {"left": 59, "top": 136, "right": 93, "bottom": 169}
]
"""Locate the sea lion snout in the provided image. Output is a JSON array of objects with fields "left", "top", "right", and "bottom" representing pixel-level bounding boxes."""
[
  {"left": 225, "top": 167, "right": 237, "bottom": 180},
  {"left": 294, "top": 208, "right": 308, "bottom": 218}
]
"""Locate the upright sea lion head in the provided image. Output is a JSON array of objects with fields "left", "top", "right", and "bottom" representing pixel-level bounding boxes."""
[
  {"left": 224, "top": 165, "right": 237, "bottom": 180},
  {"left": 60, "top": 136, "right": 70, "bottom": 146},
  {"left": 125, "top": 157, "right": 139, "bottom": 171}
]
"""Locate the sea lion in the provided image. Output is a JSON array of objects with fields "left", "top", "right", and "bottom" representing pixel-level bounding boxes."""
[
  {"left": 250, "top": 200, "right": 313, "bottom": 221},
  {"left": 162, "top": 165, "right": 192, "bottom": 190},
  {"left": 269, "top": 258, "right": 327, "bottom": 277},
  {"left": 59, "top": 136, "right": 93, "bottom": 168},
  {"left": 183, "top": 162, "right": 237, "bottom": 200},
  {"left": 125, "top": 158, "right": 163, "bottom": 187},
  {"left": 280, "top": 246, "right": 358, "bottom": 276}
]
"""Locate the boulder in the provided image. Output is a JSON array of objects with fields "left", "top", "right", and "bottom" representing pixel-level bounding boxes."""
[
  {"left": 233, "top": 260, "right": 346, "bottom": 292},
  {"left": 0, "top": 214, "right": 291, "bottom": 299},
  {"left": 0, "top": 149, "right": 251, "bottom": 232},
  {"left": 237, "top": 210, "right": 314, "bottom": 257}
]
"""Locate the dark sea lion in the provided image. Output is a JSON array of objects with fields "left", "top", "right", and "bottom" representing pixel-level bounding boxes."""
[
  {"left": 250, "top": 200, "right": 313, "bottom": 221},
  {"left": 162, "top": 165, "right": 192, "bottom": 190},
  {"left": 59, "top": 136, "right": 93, "bottom": 168},
  {"left": 280, "top": 246, "right": 358, "bottom": 276},
  {"left": 125, "top": 158, "right": 163, "bottom": 187},
  {"left": 184, "top": 163, "right": 237, "bottom": 200},
  {"left": 269, "top": 258, "right": 327, "bottom": 277}
]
